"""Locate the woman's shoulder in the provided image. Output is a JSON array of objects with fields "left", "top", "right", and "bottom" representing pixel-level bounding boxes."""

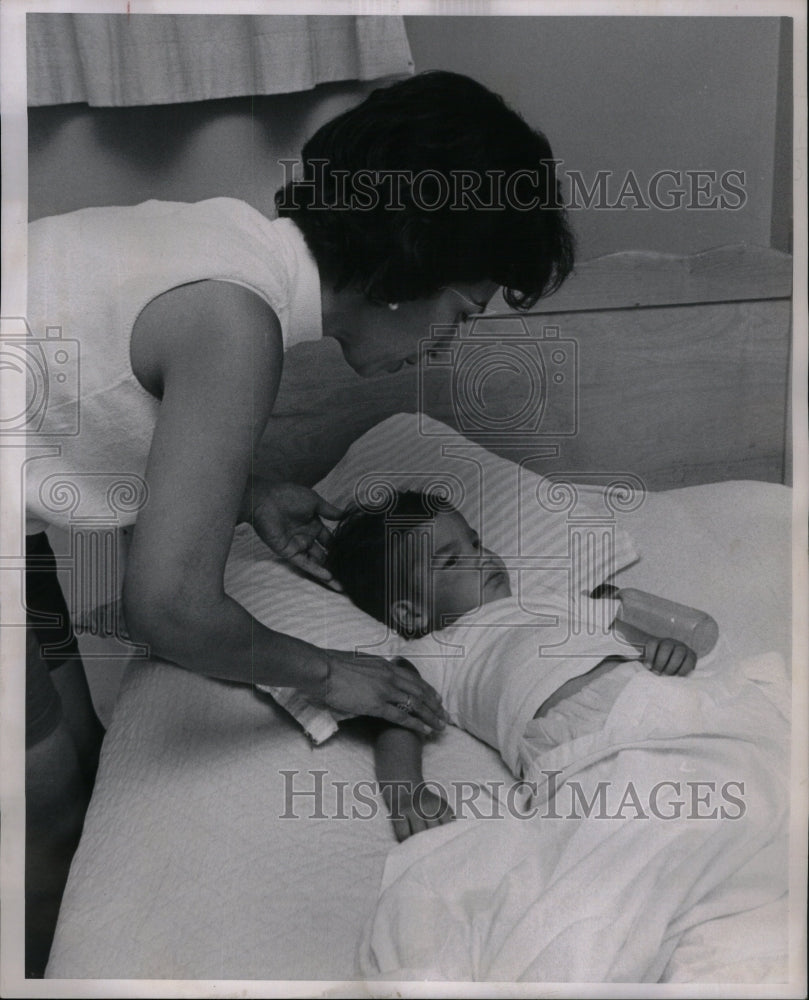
[
  {"left": 138, "top": 277, "right": 282, "bottom": 346},
  {"left": 131, "top": 277, "right": 283, "bottom": 392}
]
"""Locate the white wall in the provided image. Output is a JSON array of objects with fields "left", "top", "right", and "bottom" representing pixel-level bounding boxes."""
[
  {"left": 28, "top": 16, "right": 789, "bottom": 260},
  {"left": 405, "top": 15, "right": 785, "bottom": 259},
  {"left": 27, "top": 83, "right": 378, "bottom": 222}
]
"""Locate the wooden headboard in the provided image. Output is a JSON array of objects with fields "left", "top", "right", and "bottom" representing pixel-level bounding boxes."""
[{"left": 260, "top": 244, "right": 792, "bottom": 492}]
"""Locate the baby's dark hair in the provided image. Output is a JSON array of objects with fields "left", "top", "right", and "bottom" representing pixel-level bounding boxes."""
[
  {"left": 276, "top": 71, "right": 574, "bottom": 309},
  {"left": 326, "top": 491, "right": 441, "bottom": 639}
]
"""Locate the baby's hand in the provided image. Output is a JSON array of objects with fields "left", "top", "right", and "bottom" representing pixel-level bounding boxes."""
[
  {"left": 382, "top": 782, "right": 455, "bottom": 843},
  {"left": 643, "top": 637, "right": 696, "bottom": 676}
]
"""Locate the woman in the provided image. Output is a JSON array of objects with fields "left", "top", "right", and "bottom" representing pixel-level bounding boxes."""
[{"left": 24, "top": 70, "right": 574, "bottom": 973}]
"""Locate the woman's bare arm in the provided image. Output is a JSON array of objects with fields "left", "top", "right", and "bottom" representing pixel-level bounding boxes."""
[
  {"left": 125, "top": 281, "right": 318, "bottom": 680},
  {"left": 122, "top": 280, "right": 446, "bottom": 731}
]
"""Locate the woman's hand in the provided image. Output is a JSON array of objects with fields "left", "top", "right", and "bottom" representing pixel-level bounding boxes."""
[
  {"left": 314, "top": 651, "right": 448, "bottom": 736},
  {"left": 250, "top": 481, "right": 345, "bottom": 587}
]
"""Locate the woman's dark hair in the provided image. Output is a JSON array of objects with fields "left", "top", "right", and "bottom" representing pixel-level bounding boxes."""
[
  {"left": 276, "top": 71, "right": 574, "bottom": 309},
  {"left": 326, "top": 491, "right": 439, "bottom": 639}
]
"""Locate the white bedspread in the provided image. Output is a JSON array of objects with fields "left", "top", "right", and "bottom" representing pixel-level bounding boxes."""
[
  {"left": 358, "top": 648, "right": 790, "bottom": 982},
  {"left": 45, "top": 431, "right": 793, "bottom": 983}
]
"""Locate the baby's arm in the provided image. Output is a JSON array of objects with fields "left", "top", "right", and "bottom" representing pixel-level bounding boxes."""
[
  {"left": 374, "top": 724, "right": 454, "bottom": 842},
  {"left": 366, "top": 659, "right": 454, "bottom": 841},
  {"left": 613, "top": 618, "right": 696, "bottom": 676}
]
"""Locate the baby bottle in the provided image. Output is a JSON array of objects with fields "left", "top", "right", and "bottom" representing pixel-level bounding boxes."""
[{"left": 595, "top": 585, "right": 719, "bottom": 657}]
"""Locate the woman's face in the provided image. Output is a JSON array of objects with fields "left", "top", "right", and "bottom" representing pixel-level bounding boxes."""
[{"left": 322, "top": 281, "right": 500, "bottom": 378}]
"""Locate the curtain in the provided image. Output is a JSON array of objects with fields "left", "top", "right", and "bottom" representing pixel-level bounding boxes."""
[{"left": 27, "top": 14, "right": 414, "bottom": 107}]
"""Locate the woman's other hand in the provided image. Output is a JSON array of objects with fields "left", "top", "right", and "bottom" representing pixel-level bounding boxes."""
[
  {"left": 251, "top": 481, "right": 345, "bottom": 587},
  {"left": 315, "top": 651, "right": 448, "bottom": 736}
]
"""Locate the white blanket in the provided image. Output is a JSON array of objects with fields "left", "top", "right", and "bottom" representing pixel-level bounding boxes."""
[{"left": 358, "top": 648, "right": 790, "bottom": 982}]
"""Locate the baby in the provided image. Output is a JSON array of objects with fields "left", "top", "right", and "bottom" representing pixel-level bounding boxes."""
[{"left": 328, "top": 491, "right": 697, "bottom": 841}]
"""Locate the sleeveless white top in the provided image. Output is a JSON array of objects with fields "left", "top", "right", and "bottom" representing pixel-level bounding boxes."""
[{"left": 26, "top": 198, "right": 322, "bottom": 533}]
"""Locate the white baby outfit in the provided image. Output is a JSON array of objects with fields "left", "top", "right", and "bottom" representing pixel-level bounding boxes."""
[
  {"left": 26, "top": 198, "right": 321, "bottom": 533},
  {"left": 402, "top": 586, "right": 644, "bottom": 778}
]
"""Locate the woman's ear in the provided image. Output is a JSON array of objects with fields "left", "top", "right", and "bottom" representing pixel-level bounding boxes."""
[{"left": 390, "top": 599, "right": 428, "bottom": 636}]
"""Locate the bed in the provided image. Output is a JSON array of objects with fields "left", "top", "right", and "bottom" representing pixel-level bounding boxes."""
[{"left": 45, "top": 401, "right": 794, "bottom": 983}]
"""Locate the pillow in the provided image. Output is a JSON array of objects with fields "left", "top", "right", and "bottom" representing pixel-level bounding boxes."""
[{"left": 224, "top": 413, "right": 641, "bottom": 742}]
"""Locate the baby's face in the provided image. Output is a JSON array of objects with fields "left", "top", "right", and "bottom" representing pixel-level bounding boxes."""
[{"left": 412, "top": 509, "right": 511, "bottom": 631}]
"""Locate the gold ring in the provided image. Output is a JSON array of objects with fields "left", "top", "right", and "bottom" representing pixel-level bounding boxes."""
[{"left": 396, "top": 697, "right": 414, "bottom": 715}]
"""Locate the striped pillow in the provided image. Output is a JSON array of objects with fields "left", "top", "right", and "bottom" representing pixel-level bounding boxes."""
[{"left": 224, "top": 413, "right": 641, "bottom": 742}]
